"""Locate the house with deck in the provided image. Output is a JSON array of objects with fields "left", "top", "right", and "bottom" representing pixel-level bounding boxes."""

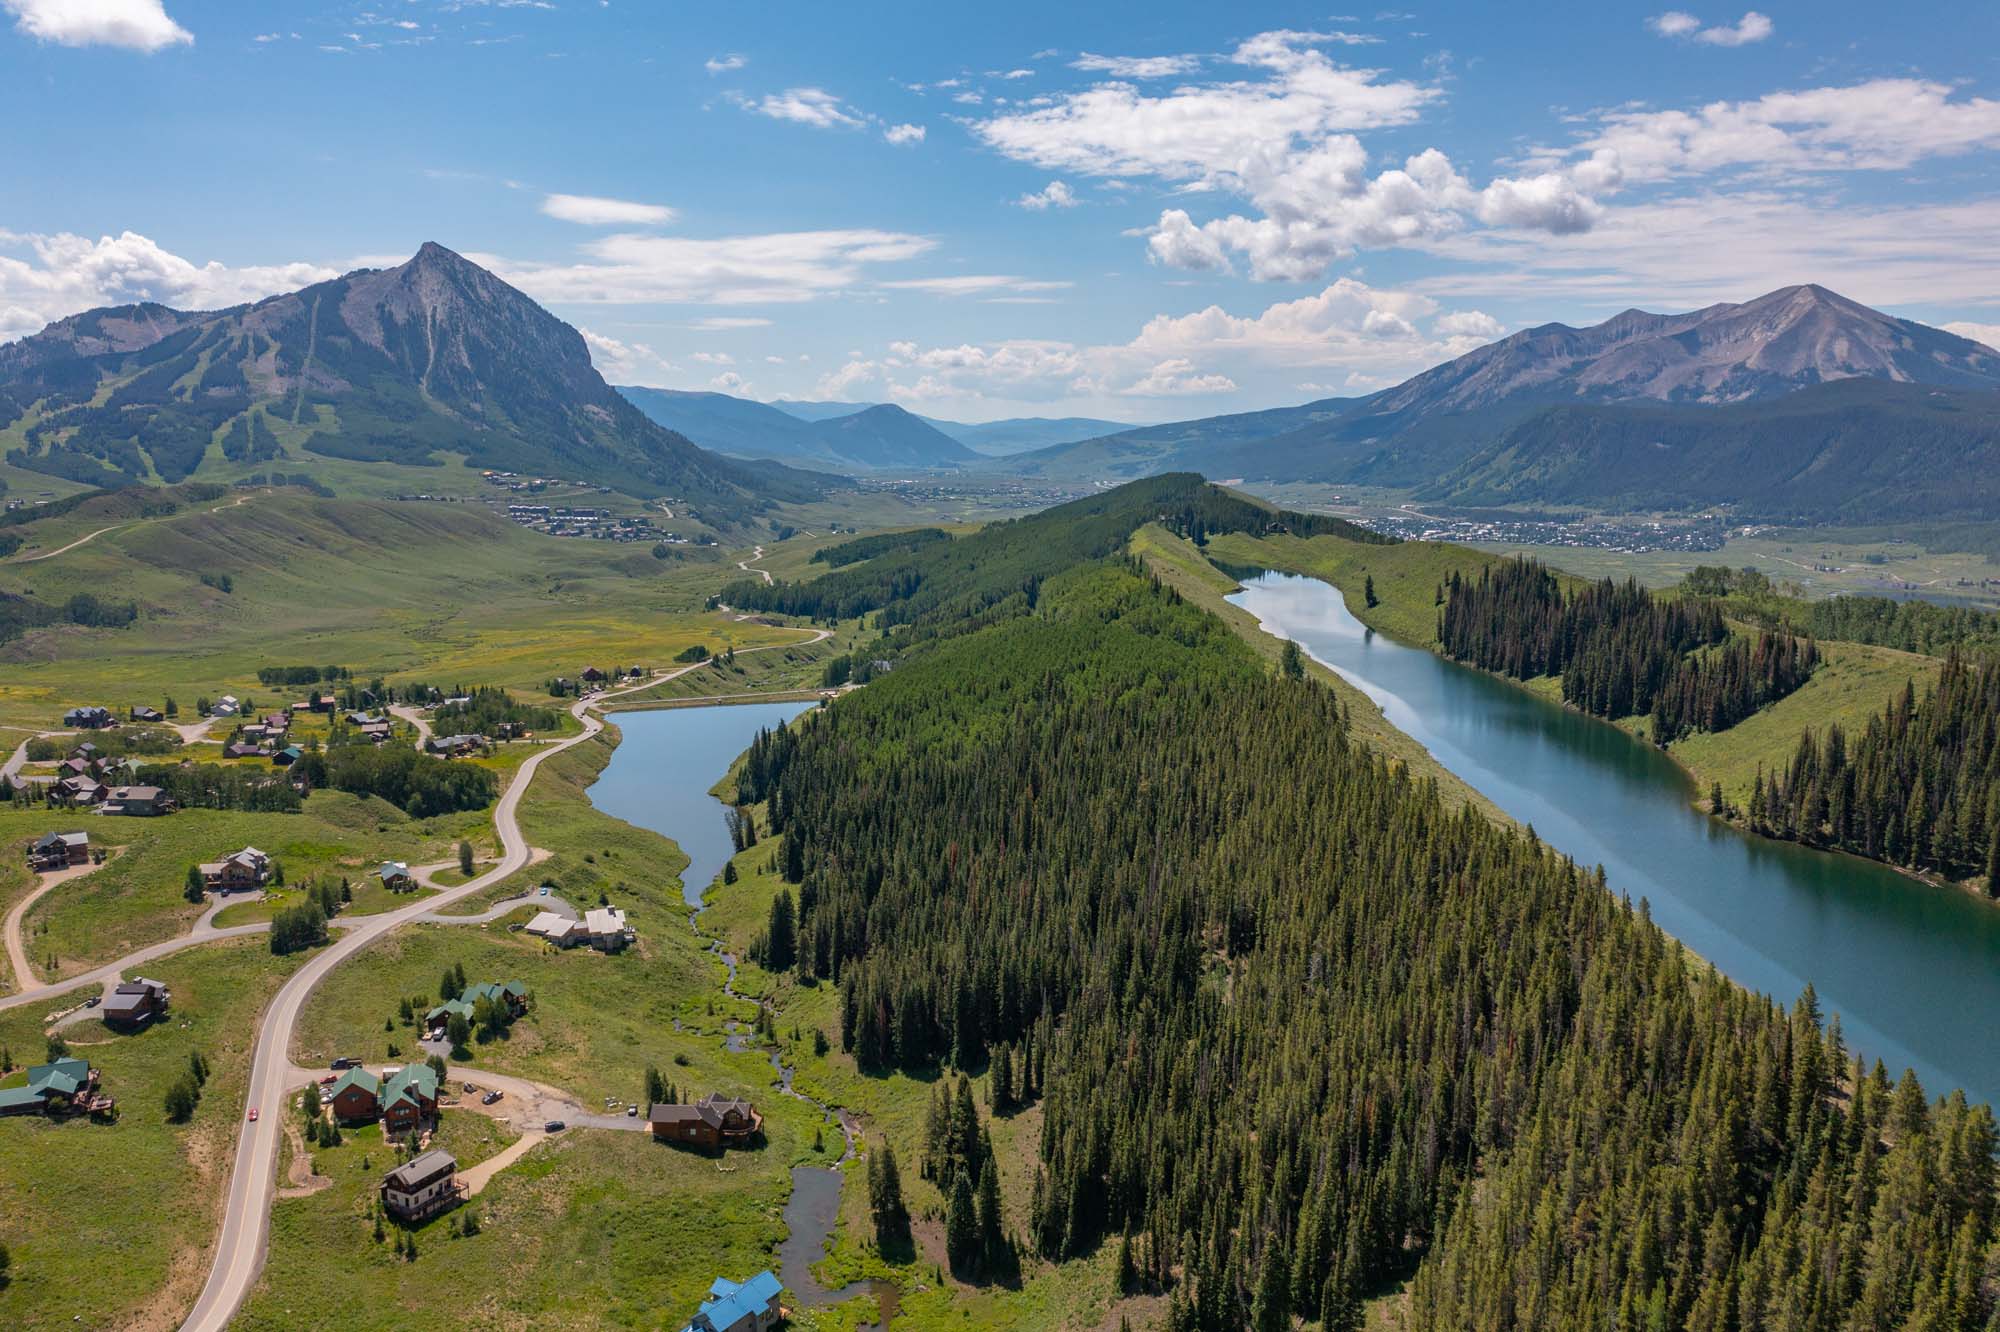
[
  {"left": 679, "top": 1271, "right": 783, "bottom": 1332},
  {"left": 62, "top": 706, "right": 113, "bottom": 730},
  {"left": 100, "top": 785, "right": 175, "bottom": 817},
  {"left": 0, "top": 1057, "right": 113, "bottom": 1119},
  {"left": 200, "top": 847, "right": 271, "bottom": 892},
  {"left": 101, "top": 976, "right": 170, "bottom": 1029},
  {"left": 51, "top": 776, "right": 105, "bottom": 808},
  {"left": 648, "top": 1092, "right": 764, "bottom": 1150},
  {"left": 27, "top": 831, "right": 89, "bottom": 869},
  {"left": 378, "top": 861, "right": 417, "bottom": 892},
  {"left": 585, "top": 906, "right": 634, "bottom": 953},
  {"left": 379, "top": 1150, "right": 463, "bottom": 1223},
  {"left": 524, "top": 910, "right": 586, "bottom": 947}
]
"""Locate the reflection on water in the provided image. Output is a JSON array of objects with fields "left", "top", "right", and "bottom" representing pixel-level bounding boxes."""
[
  {"left": 1231, "top": 570, "right": 2000, "bottom": 1105},
  {"left": 586, "top": 699, "right": 816, "bottom": 907}
]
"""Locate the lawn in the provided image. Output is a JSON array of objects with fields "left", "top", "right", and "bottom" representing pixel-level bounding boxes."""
[{"left": 0, "top": 936, "right": 304, "bottom": 1331}]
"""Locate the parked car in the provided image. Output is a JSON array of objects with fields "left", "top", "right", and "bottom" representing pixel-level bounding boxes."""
[
  {"left": 84, "top": 996, "right": 99, "bottom": 1008},
  {"left": 482, "top": 1090, "right": 503, "bottom": 1105},
  {"left": 626, "top": 1104, "right": 638, "bottom": 1117},
  {"left": 538, "top": 886, "right": 550, "bottom": 896},
  {"left": 544, "top": 1119, "right": 565, "bottom": 1132}
]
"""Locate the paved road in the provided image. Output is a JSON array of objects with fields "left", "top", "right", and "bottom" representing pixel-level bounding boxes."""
[
  {"left": 1, "top": 729, "right": 71, "bottom": 784},
  {"left": 0, "top": 895, "right": 275, "bottom": 1014},
  {"left": 178, "top": 662, "right": 708, "bottom": 1332},
  {"left": 388, "top": 704, "right": 433, "bottom": 749}
]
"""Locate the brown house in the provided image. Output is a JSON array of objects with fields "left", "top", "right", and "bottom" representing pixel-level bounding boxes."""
[
  {"left": 648, "top": 1092, "right": 763, "bottom": 1150},
  {"left": 329, "top": 1068, "right": 382, "bottom": 1122},
  {"left": 27, "top": 831, "right": 90, "bottom": 869},
  {"left": 101, "top": 786, "right": 175, "bottom": 817},
  {"left": 101, "top": 976, "right": 170, "bottom": 1029}
]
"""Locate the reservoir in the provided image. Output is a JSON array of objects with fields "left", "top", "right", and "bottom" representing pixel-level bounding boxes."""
[
  {"left": 1230, "top": 570, "right": 2000, "bottom": 1106},
  {"left": 588, "top": 699, "right": 817, "bottom": 907}
]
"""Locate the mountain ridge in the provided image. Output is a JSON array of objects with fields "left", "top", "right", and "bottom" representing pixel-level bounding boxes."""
[{"left": 0, "top": 243, "right": 840, "bottom": 522}]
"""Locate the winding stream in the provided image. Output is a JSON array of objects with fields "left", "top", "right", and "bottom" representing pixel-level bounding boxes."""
[
  {"left": 1229, "top": 570, "right": 2000, "bottom": 1106},
  {"left": 591, "top": 699, "right": 895, "bottom": 1323}
]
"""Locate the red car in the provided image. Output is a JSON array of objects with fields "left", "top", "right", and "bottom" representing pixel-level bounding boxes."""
[{"left": 248, "top": 1107, "right": 259, "bottom": 1122}]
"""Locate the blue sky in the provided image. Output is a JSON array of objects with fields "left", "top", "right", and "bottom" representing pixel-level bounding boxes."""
[{"left": 2, "top": 0, "right": 1998, "bottom": 421}]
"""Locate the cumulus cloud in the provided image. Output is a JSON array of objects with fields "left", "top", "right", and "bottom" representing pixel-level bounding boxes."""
[
  {"left": 821, "top": 276, "right": 1506, "bottom": 413},
  {"left": 977, "top": 30, "right": 1586, "bottom": 280},
  {"left": 1944, "top": 322, "right": 2000, "bottom": 353},
  {"left": 540, "top": 193, "right": 675, "bottom": 226},
  {"left": 704, "top": 52, "right": 746, "bottom": 74},
  {"left": 0, "top": 230, "right": 336, "bottom": 343},
  {"left": 1649, "top": 11, "right": 1773, "bottom": 45},
  {"left": 1016, "top": 181, "right": 1078, "bottom": 210},
  {"left": 883, "top": 122, "right": 926, "bottom": 145},
  {"left": 4, "top": 0, "right": 190, "bottom": 51},
  {"left": 744, "top": 87, "right": 865, "bottom": 130}
]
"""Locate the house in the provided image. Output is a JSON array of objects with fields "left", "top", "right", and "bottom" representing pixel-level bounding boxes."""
[
  {"left": 63, "top": 706, "right": 113, "bottom": 730},
  {"left": 223, "top": 742, "right": 267, "bottom": 760},
  {"left": 263, "top": 712, "right": 290, "bottom": 732},
  {"left": 289, "top": 701, "right": 313, "bottom": 716},
  {"left": 101, "top": 976, "right": 170, "bottom": 1029},
  {"left": 130, "top": 705, "right": 164, "bottom": 723},
  {"left": 379, "top": 1149, "right": 462, "bottom": 1223},
  {"left": 312, "top": 693, "right": 337, "bottom": 714},
  {"left": 51, "top": 776, "right": 105, "bottom": 808},
  {"left": 329, "top": 1067, "right": 382, "bottom": 1121},
  {"left": 199, "top": 847, "right": 270, "bottom": 892},
  {"left": 680, "top": 1271, "right": 783, "bottom": 1332},
  {"left": 100, "top": 785, "right": 175, "bottom": 817},
  {"left": 380, "top": 1063, "right": 439, "bottom": 1133},
  {"left": 424, "top": 980, "right": 527, "bottom": 1037},
  {"left": 359, "top": 721, "right": 393, "bottom": 744},
  {"left": 272, "top": 746, "right": 303, "bottom": 767},
  {"left": 27, "top": 831, "right": 89, "bottom": 869},
  {"left": 648, "top": 1092, "right": 764, "bottom": 1150},
  {"left": 0, "top": 1057, "right": 111, "bottom": 1118},
  {"left": 239, "top": 725, "right": 272, "bottom": 744},
  {"left": 378, "top": 861, "right": 416, "bottom": 892},
  {"left": 423, "top": 998, "right": 474, "bottom": 1037},
  {"left": 525, "top": 911, "right": 586, "bottom": 947},
  {"left": 585, "top": 905, "right": 634, "bottom": 953},
  {"left": 345, "top": 710, "right": 380, "bottom": 726},
  {"left": 426, "top": 733, "right": 483, "bottom": 758},
  {"left": 211, "top": 695, "right": 240, "bottom": 717},
  {"left": 580, "top": 666, "right": 606, "bottom": 684}
]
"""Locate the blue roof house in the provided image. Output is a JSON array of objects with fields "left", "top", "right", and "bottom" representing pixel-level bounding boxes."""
[{"left": 683, "top": 1270, "right": 782, "bottom": 1332}]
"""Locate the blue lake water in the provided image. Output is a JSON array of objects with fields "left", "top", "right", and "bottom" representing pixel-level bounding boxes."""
[
  {"left": 587, "top": 700, "right": 816, "bottom": 907},
  {"left": 1230, "top": 569, "right": 2000, "bottom": 1105}
]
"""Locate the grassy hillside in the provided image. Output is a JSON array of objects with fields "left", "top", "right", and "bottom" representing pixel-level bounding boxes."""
[{"left": 0, "top": 491, "right": 800, "bottom": 728}]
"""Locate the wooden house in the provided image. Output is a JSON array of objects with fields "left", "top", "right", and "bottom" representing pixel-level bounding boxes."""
[
  {"left": 100, "top": 976, "right": 170, "bottom": 1029},
  {"left": 648, "top": 1092, "right": 763, "bottom": 1150},
  {"left": 27, "top": 831, "right": 89, "bottom": 869},
  {"left": 379, "top": 1150, "right": 462, "bottom": 1223},
  {"left": 329, "top": 1067, "right": 382, "bottom": 1122}
]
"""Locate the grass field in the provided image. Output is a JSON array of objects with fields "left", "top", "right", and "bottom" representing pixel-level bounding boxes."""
[
  {"left": 3, "top": 794, "right": 488, "bottom": 986},
  {"left": 0, "top": 492, "right": 806, "bottom": 730},
  {"left": 0, "top": 936, "right": 304, "bottom": 1331}
]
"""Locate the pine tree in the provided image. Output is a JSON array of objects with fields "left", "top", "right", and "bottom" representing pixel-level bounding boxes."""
[
  {"left": 184, "top": 864, "right": 206, "bottom": 904},
  {"left": 945, "top": 1170, "right": 979, "bottom": 1272}
]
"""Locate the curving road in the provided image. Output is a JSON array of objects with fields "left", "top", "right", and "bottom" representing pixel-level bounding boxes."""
[
  {"left": 3, "top": 857, "right": 108, "bottom": 993},
  {"left": 182, "top": 628, "right": 824, "bottom": 1332}
]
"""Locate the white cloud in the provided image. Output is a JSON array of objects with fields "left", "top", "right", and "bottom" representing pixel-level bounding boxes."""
[
  {"left": 1649, "top": 11, "right": 1773, "bottom": 45},
  {"left": 1119, "top": 358, "right": 1237, "bottom": 396},
  {"left": 540, "top": 193, "right": 676, "bottom": 226},
  {"left": 4, "top": 0, "right": 190, "bottom": 51},
  {"left": 704, "top": 52, "right": 746, "bottom": 73},
  {"left": 1944, "top": 322, "right": 2000, "bottom": 353},
  {"left": 692, "top": 351, "right": 734, "bottom": 365},
  {"left": 814, "top": 358, "right": 880, "bottom": 398},
  {"left": 490, "top": 229, "right": 937, "bottom": 306},
  {"left": 1067, "top": 52, "right": 1200, "bottom": 79},
  {"left": 1016, "top": 181, "right": 1077, "bottom": 210},
  {"left": 690, "top": 316, "right": 773, "bottom": 330},
  {"left": 979, "top": 30, "right": 1587, "bottom": 280},
  {"left": 879, "top": 275, "right": 1072, "bottom": 297},
  {"left": 744, "top": 87, "right": 864, "bottom": 130},
  {"left": 0, "top": 230, "right": 337, "bottom": 343},
  {"left": 883, "top": 122, "right": 926, "bottom": 146},
  {"left": 580, "top": 328, "right": 675, "bottom": 385},
  {"left": 710, "top": 371, "right": 750, "bottom": 392}
]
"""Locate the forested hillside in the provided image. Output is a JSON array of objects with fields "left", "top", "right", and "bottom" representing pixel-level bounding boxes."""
[
  {"left": 1441, "top": 559, "right": 1820, "bottom": 743},
  {"left": 727, "top": 478, "right": 1997, "bottom": 1330}
]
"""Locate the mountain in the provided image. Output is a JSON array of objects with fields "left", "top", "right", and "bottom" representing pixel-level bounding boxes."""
[
  {"left": 0, "top": 243, "right": 839, "bottom": 520},
  {"left": 762, "top": 398, "right": 1133, "bottom": 455},
  {"left": 619, "top": 388, "right": 977, "bottom": 470},
  {"left": 1009, "top": 285, "right": 2000, "bottom": 519}
]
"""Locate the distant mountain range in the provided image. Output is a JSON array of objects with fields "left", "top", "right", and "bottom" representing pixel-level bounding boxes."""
[
  {"left": 0, "top": 243, "right": 838, "bottom": 522},
  {"left": 1007, "top": 285, "right": 2000, "bottom": 524},
  {"left": 620, "top": 389, "right": 1131, "bottom": 466}
]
